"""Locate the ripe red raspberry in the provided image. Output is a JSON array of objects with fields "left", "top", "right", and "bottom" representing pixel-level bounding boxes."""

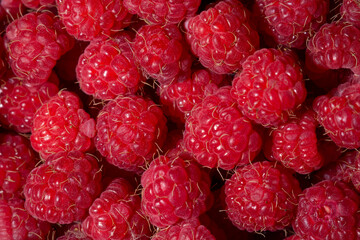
[
  {"left": 123, "top": 0, "right": 201, "bottom": 25},
  {"left": 184, "top": 0, "right": 259, "bottom": 74},
  {"left": 57, "top": 222, "right": 92, "bottom": 240},
  {"left": 151, "top": 218, "right": 215, "bottom": 240},
  {"left": 95, "top": 94, "right": 167, "bottom": 173},
  {"left": 313, "top": 81, "right": 360, "bottom": 149},
  {"left": 183, "top": 86, "right": 262, "bottom": 170},
  {"left": 76, "top": 32, "right": 144, "bottom": 100},
  {"left": 82, "top": 178, "right": 151, "bottom": 240},
  {"left": 56, "top": 0, "right": 133, "bottom": 41},
  {"left": 5, "top": 11, "right": 74, "bottom": 87},
  {"left": 24, "top": 151, "right": 102, "bottom": 224},
  {"left": 30, "top": 90, "right": 96, "bottom": 160},
  {"left": 225, "top": 160, "right": 301, "bottom": 232},
  {"left": 132, "top": 24, "right": 192, "bottom": 85},
  {"left": 340, "top": 0, "right": 360, "bottom": 29},
  {"left": 252, "top": 0, "right": 329, "bottom": 49},
  {"left": 21, "top": 0, "right": 54, "bottom": 9},
  {"left": 0, "top": 195, "right": 51, "bottom": 239},
  {"left": 293, "top": 180, "right": 360, "bottom": 240},
  {"left": 231, "top": 48, "right": 307, "bottom": 127},
  {"left": 141, "top": 155, "right": 212, "bottom": 228}
]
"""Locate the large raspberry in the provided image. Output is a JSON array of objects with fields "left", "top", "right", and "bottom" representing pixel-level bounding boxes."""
[
  {"left": 141, "top": 155, "right": 212, "bottom": 228},
  {"left": 341, "top": 0, "right": 360, "bottom": 29},
  {"left": 225, "top": 160, "right": 301, "bottom": 232},
  {"left": 132, "top": 24, "right": 192, "bottom": 85},
  {"left": 82, "top": 178, "right": 151, "bottom": 240},
  {"left": 56, "top": 0, "right": 133, "bottom": 41},
  {"left": 24, "top": 151, "right": 102, "bottom": 224},
  {"left": 293, "top": 180, "right": 360, "bottom": 240},
  {"left": 123, "top": 0, "right": 201, "bottom": 25},
  {"left": 95, "top": 94, "right": 167, "bottom": 173},
  {"left": 183, "top": 86, "right": 262, "bottom": 170},
  {"left": 5, "top": 11, "right": 74, "bottom": 87},
  {"left": 30, "top": 90, "right": 96, "bottom": 160},
  {"left": 184, "top": 0, "right": 259, "bottom": 74},
  {"left": 252, "top": 0, "right": 329, "bottom": 49},
  {"left": 76, "top": 32, "right": 143, "bottom": 100},
  {"left": 231, "top": 48, "right": 307, "bottom": 127}
]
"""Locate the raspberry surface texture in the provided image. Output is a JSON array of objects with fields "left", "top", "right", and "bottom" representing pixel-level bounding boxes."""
[
  {"left": 341, "top": 0, "right": 360, "bottom": 29},
  {"left": 21, "top": 0, "right": 54, "bottom": 9}
]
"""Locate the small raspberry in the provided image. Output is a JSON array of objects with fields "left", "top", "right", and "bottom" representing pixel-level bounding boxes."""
[
  {"left": 82, "top": 178, "right": 151, "bottom": 240},
  {"left": 57, "top": 222, "right": 92, "bottom": 240},
  {"left": 56, "top": 0, "right": 133, "bottom": 41},
  {"left": 5, "top": 11, "right": 74, "bottom": 87},
  {"left": 30, "top": 90, "right": 96, "bottom": 160},
  {"left": 231, "top": 48, "right": 307, "bottom": 127},
  {"left": 183, "top": 86, "right": 262, "bottom": 170},
  {"left": 141, "top": 155, "right": 212, "bottom": 228},
  {"left": 225, "top": 160, "right": 301, "bottom": 232},
  {"left": 293, "top": 180, "right": 360, "bottom": 240},
  {"left": 76, "top": 32, "right": 143, "bottom": 100},
  {"left": 95, "top": 94, "right": 167, "bottom": 173},
  {"left": 185, "top": 0, "right": 259, "bottom": 74},
  {"left": 341, "top": 0, "right": 360, "bottom": 29},
  {"left": 123, "top": 0, "right": 201, "bottom": 25},
  {"left": 24, "top": 151, "right": 102, "bottom": 224}
]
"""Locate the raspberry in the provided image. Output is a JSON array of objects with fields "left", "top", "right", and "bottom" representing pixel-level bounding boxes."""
[
  {"left": 293, "top": 180, "right": 360, "bottom": 240},
  {"left": 0, "top": 195, "right": 51, "bottom": 239},
  {"left": 123, "top": 0, "right": 201, "bottom": 25},
  {"left": 231, "top": 48, "right": 307, "bottom": 127},
  {"left": 313, "top": 81, "right": 360, "bottom": 149},
  {"left": 82, "top": 178, "right": 151, "bottom": 240},
  {"left": 24, "top": 151, "right": 102, "bottom": 224},
  {"left": 0, "top": 133, "right": 36, "bottom": 195},
  {"left": 252, "top": 0, "right": 329, "bottom": 49},
  {"left": 141, "top": 155, "right": 212, "bottom": 228},
  {"left": 56, "top": 0, "right": 133, "bottom": 41},
  {"left": 95, "top": 94, "right": 167, "bottom": 173},
  {"left": 132, "top": 24, "right": 193, "bottom": 85},
  {"left": 184, "top": 0, "right": 259, "bottom": 74},
  {"left": 5, "top": 11, "right": 74, "bottom": 87},
  {"left": 76, "top": 32, "right": 144, "bottom": 100},
  {"left": 21, "top": 0, "right": 54, "bottom": 9},
  {"left": 151, "top": 218, "right": 215, "bottom": 240},
  {"left": 0, "top": 71, "right": 59, "bottom": 133},
  {"left": 30, "top": 90, "right": 96, "bottom": 160},
  {"left": 340, "top": 0, "right": 360, "bottom": 29},
  {"left": 225, "top": 160, "right": 301, "bottom": 232},
  {"left": 57, "top": 222, "right": 91, "bottom": 240}
]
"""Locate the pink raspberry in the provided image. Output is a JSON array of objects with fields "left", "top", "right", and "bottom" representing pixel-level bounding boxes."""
[
  {"left": 24, "top": 151, "right": 102, "bottom": 224},
  {"left": 141, "top": 155, "right": 212, "bottom": 228},
  {"left": 132, "top": 24, "right": 192, "bottom": 85},
  {"left": 231, "top": 48, "right": 307, "bottom": 127},
  {"left": 184, "top": 0, "right": 259, "bottom": 74},
  {"left": 293, "top": 180, "right": 360, "bottom": 240},
  {"left": 341, "top": 0, "right": 360, "bottom": 29},
  {"left": 82, "top": 178, "right": 151, "bottom": 240},
  {"left": 123, "top": 0, "right": 201, "bottom": 25},
  {"left": 95, "top": 94, "right": 167, "bottom": 173},
  {"left": 5, "top": 11, "right": 74, "bottom": 87},
  {"left": 252, "top": 0, "right": 329, "bottom": 49},
  {"left": 21, "top": 0, "right": 54, "bottom": 9},
  {"left": 30, "top": 90, "right": 96, "bottom": 160},
  {"left": 76, "top": 32, "right": 143, "bottom": 100},
  {"left": 56, "top": 0, "right": 133, "bottom": 41},
  {"left": 225, "top": 160, "right": 301, "bottom": 232}
]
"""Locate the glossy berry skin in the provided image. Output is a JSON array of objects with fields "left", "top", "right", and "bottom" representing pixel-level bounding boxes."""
[
  {"left": 341, "top": 0, "right": 360, "bottom": 29},
  {"left": 123, "top": 0, "right": 201, "bottom": 25},
  {"left": 231, "top": 48, "right": 307, "bottom": 127},
  {"left": 293, "top": 180, "right": 360, "bottom": 240},
  {"left": 82, "top": 178, "right": 151, "bottom": 240},
  {"left": 252, "top": 0, "right": 329, "bottom": 49},
  {"left": 132, "top": 24, "right": 192, "bottom": 85},
  {"left": 56, "top": 0, "right": 133, "bottom": 41},
  {"left": 30, "top": 90, "right": 96, "bottom": 160},
  {"left": 95, "top": 94, "right": 167, "bottom": 173},
  {"left": 141, "top": 155, "right": 212, "bottom": 228},
  {"left": 5, "top": 11, "right": 74, "bottom": 87},
  {"left": 24, "top": 151, "right": 102, "bottom": 224},
  {"left": 225, "top": 161, "right": 301, "bottom": 232},
  {"left": 185, "top": 0, "right": 259, "bottom": 74},
  {"left": 76, "top": 32, "right": 143, "bottom": 100}
]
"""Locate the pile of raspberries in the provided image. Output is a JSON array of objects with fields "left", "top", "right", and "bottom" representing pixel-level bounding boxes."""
[{"left": 1, "top": 0, "right": 360, "bottom": 239}]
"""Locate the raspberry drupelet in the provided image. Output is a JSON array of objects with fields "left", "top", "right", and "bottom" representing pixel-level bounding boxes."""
[{"left": 340, "top": 0, "right": 360, "bottom": 29}]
